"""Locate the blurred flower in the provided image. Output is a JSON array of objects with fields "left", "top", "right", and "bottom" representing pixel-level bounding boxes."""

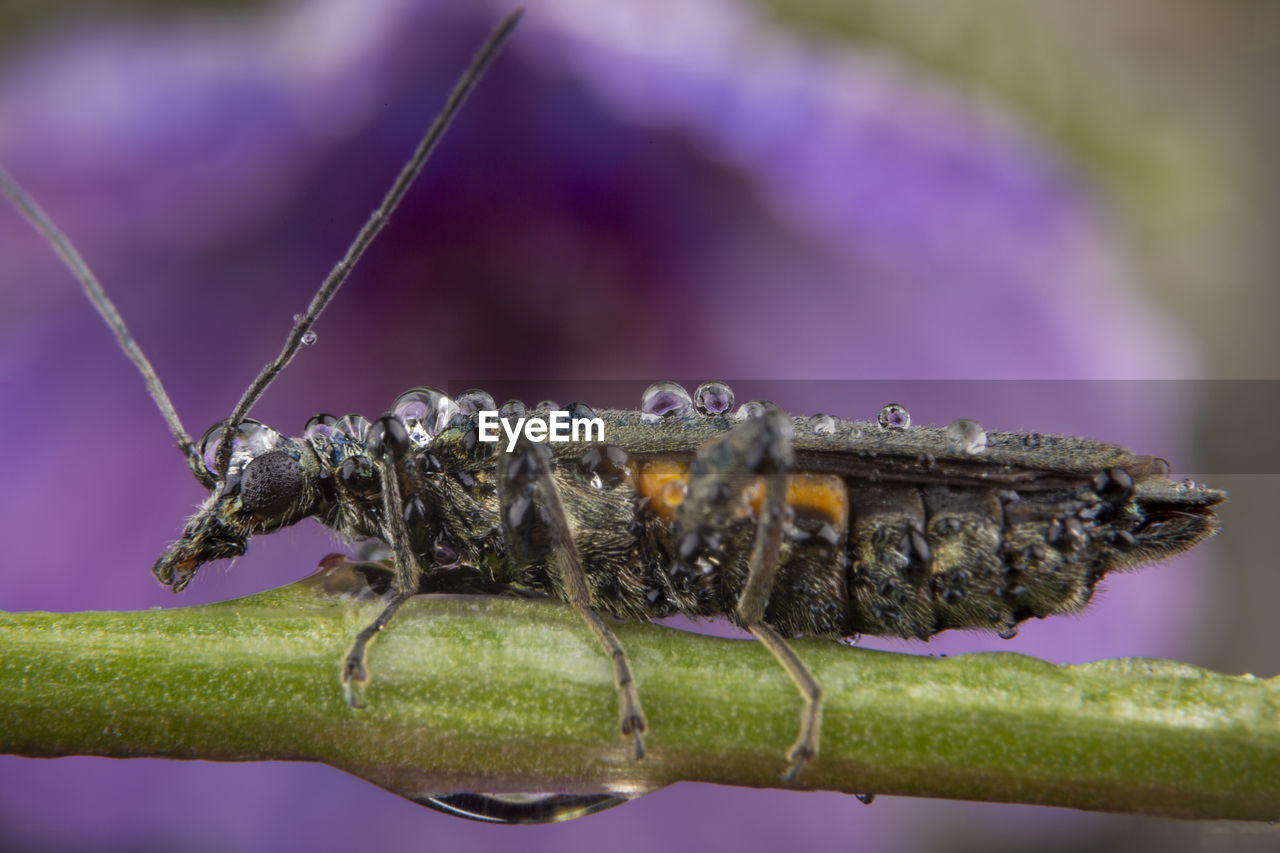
[{"left": 0, "top": 0, "right": 1211, "bottom": 851}]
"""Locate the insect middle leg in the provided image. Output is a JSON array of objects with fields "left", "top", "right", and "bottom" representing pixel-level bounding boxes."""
[
  {"left": 673, "top": 409, "right": 823, "bottom": 782},
  {"left": 498, "top": 440, "right": 647, "bottom": 760},
  {"left": 342, "top": 418, "right": 421, "bottom": 707}
]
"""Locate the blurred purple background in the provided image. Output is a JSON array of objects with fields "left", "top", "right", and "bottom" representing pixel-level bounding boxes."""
[{"left": 0, "top": 0, "right": 1269, "bottom": 851}]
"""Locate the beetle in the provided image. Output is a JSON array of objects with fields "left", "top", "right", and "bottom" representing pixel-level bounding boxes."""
[{"left": 0, "top": 8, "right": 1227, "bottom": 825}]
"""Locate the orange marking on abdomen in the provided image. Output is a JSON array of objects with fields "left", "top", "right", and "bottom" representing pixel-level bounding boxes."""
[
  {"left": 635, "top": 461, "right": 847, "bottom": 529},
  {"left": 635, "top": 460, "right": 690, "bottom": 522}
]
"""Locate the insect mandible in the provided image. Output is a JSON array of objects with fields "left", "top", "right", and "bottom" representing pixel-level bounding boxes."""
[{"left": 0, "top": 8, "right": 1228, "bottom": 825}]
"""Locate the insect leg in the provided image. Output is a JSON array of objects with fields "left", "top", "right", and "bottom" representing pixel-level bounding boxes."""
[
  {"left": 341, "top": 418, "right": 421, "bottom": 708},
  {"left": 498, "top": 440, "right": 647, "bottom": 760},
  {"left": 675, "top": 409, "right": 823, "bottom": 782}
]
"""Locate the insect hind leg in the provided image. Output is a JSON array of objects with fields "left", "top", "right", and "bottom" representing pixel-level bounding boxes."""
[
  {"left": 498, "top": 439, "right": 647, "bottom": 760},
  {"left": 673, "top": 408, "right": 823, "bottom": 782}
]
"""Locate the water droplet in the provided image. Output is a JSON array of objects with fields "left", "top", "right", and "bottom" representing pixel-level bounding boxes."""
[
  {"left": 199, "top": 418, "right": 282, "bottom": 476},
  {"left": 694, "top": 381, "right": 735, "bottom": 415},
  {"left": 303, "top": 413, "right": 338, "bottom": 441},
  {"left": 838, "top": 633, "right": 861, "bottom": 647},
  {"left": 877, "top": 403, "right": 910, "bottom": 429},
  {"left": 334, "top": 414, "right": 371, "bottom": 442},
  {"left": 640, "top": 381, "right": 693, "bottom": 423},
  {"left": 808, "top": 413, "right": 837, "bottom": 435},
  {"left": 945, "top": 418, "right": 987, "bottom": 454},
  {"left": 455, "top": 389, "right": 496, "bottom": 416},
  {"left": 1177, "top": 478, "right": 1197, "bottom": 494},
  {"left": 733, "top": 400, "right": 771, "bottom": 421},
  {"left": 998, "top": 625, "right": 1019, "bottom": 640},
  {"left": 414, "top": 791, "right": 644, "bottom": 824},
  {"left": 566, "top": 402, "right": 598, "bottom": 421},
  {"left": 392, "top": 387, "right": 459, "bottom": 446},
  {"left": 499, "top": 400, "right": 527, "bottom": 420},
  {"left": 535, "top": 399, "right": 560, "bottom": 412},
  {"left": 300, "top": 330, "right": 317, "bottom": 345},
  {"left": 855, "top": 793, "right": 876, "bottom": 805}
]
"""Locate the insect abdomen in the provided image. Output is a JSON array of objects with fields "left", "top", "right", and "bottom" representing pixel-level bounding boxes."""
[{"left": 627, "top": 448, "right": 1222, "bottom": 641}]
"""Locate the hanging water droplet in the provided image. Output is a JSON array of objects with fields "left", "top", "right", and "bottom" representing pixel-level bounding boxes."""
[
  {"left": 640, "top": 381, "right": 693, "bottom": 423},
  {"left": 877, "top": 403, "right": 910, "bottom": 430},
  {"left": 998, "top": 625, "right": 1019, "bottom": 640},
  {"left": 392, "top": 387, "right": 459, "bottom": 446},
  {"left": 855, "top": 793, "right": 876, "bottom": 805},
  {"left": 808, "top": 413, "right": 837, "bottom": 435},
  {"left": 946, "top": 418, "right": 987, "bottom": 454},
  {"left": 356, "top": 759, "right": 651, "bottom": 824},
  {"left": 418, "top": 792, "right": 645, "bottom": 824},
  {"left": 693, "top": 381, "right": 735, "bottom": 415},
  {"left": 300, "top": 330, "right": 317, "bottom": 345},
  {"left": 455, "top": 389, "right": 496, "bottom": 416},
  {"left": 838, "top": 633, "right": 861, "bottom": 647}
]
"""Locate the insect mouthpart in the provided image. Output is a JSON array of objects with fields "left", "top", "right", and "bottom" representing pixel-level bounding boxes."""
[{"left": 151, "top": 506, "right": 250, "bottom": 592}]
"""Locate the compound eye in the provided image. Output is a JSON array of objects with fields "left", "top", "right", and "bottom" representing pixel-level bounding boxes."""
[{"left": 240, "top": 450, "right": 305, "bottom": 516}]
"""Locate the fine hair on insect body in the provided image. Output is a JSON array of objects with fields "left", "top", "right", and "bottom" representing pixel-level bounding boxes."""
[{"left": 0, "top": 8, "right": 1229, "bottom": 826}]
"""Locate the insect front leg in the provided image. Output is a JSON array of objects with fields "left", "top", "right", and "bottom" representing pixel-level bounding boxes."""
[
  {"left": 497, "top": 439, "right": 647, "bottom": 760},
  {"left": 342, "top": 417, "right": 421, "bottom": 708},
  {"left": 673, "top": 408, "right": 823, "bottom": 783}
]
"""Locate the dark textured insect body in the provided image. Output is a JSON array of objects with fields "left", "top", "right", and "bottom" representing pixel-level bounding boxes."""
[
  {"left": 0, "top": 10, "right": 1228, "bottom": 825},
  {"left": 174, "top": 389, "right": 1225, "bottom": 648}
]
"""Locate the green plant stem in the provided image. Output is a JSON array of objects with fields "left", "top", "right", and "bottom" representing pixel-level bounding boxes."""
[{"left": 1, "top": 565, "right": 1276, "bottom": 820}]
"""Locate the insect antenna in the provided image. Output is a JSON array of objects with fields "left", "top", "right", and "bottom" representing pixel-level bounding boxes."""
[
  {"left": 0, "top": 168, "right": 213, "bottom": 486},
  {"left": 212, "top": 9, "right": 523, "bottom": 480}
]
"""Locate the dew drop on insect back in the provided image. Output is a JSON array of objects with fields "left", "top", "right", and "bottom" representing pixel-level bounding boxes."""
[
  {"left": 303, "top": 413, "right": 338, "bottom": 441},
  {"left": 535, "top": 399, "right": 560, "bottom": 413},
  {"left": 694, "top": 381, "right": 735, "bottom": 415},
  {"left": 392, "top": 387, "right": 460, "bottom": 446},
  {"left": 734, "top": 400, "right": 771, "bottom": 421},
  {"left": 334, "top": 414, "right": 372, "bottom": 442},
  {"left": 945, "top": 418, "right": 987, "bottom": 455},
  {"left": 808, "top": 413, "right": 837, "bottom": 435},
  {"left": 877, "top": 403, "right": 910, "bottom": 430},
  {"left": 455, "top": 389, "right": 496, "bottom": 416},
  {"left": 566, "top": 402, "right": 598, "bottom": 421},
  {"left": 499, "top": 400, "right": 527, "bottom": 420},
  {"left": 199, "top": 418, "right": 281, "bottom": 475},
  {"left": 640, "top": 381, "right": 693, "bottom": 423}
]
